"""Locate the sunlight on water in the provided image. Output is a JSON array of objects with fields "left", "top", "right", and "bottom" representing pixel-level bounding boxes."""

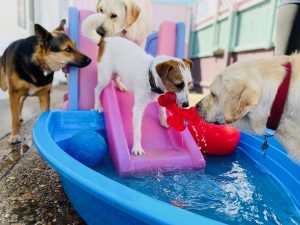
[{"left": 94, "top": 150, "right": 300, "bottom": 225}]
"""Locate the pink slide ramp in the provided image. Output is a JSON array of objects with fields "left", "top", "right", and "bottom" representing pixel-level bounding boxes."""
[
  {"left": 102, "top": 82, "right": 206, "bottom": 176},
  {"left": 99, "top": 21, "right": 205, "bottom": 175}
]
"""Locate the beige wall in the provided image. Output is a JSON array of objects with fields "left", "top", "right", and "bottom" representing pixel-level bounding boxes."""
[
  {"left": 0, "top": 0, "right": 31, "bottom": 99},
  {"left": 0, "top": 0, "right": 31, "bottom": 54}
]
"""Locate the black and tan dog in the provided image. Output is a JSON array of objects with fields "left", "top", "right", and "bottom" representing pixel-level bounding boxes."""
[{"left": 0, "top": 20, "right": 91, "bottom": 144}]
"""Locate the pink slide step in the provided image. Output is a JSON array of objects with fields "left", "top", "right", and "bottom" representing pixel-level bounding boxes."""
[{"left": 102, "top": 82, "right": 206, "bottom": 176}]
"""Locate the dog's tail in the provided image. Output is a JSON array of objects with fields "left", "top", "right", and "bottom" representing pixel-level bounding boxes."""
[
  {"left": 0, "top": 56, "right": 8, "bottom": 91},
  {"left": 82, "top": 13, "right": 105, "bottom": 44}
]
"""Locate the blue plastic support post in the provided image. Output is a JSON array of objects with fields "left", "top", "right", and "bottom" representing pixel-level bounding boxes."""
[
  {"left": 68, "top": 7, "right": 79, "bottom": 110},
  {"left": 175, "top": 23, "right": 186, "bottom": 58},
  {"left": 145, "top": 32, "right": 159, "bottom": 56}
]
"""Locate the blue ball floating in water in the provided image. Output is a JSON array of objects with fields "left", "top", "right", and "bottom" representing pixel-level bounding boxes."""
[{"left": 62, "top": 131, "right": 108, "bottom": 166}]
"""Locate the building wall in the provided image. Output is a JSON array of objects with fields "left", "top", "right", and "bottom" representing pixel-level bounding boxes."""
[
  {"left": 192, "top": 49, "right": 274, "bottom": 94},
  {"left": 64, "top": 0, "right": 191, "bottom": 32},
  {"left": 190, "top": 0, "right": 279, "bottom": 93},
  {"left": 0, "top": 0, "right": 32, "bottom": 53},
  {"left": 0, "top": 0, "right": 34, "bottom": 99}
]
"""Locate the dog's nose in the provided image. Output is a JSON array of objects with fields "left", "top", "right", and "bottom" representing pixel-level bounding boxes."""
[
  {"left": 182, "top": 102, "right": 189, "bottom": 108},
  {"left": 77, "top": 56, "right": 91, "bottom": 67},
  {"left": 82, "top": 56, "right": 91, "bottom": 66},
  {"left": 96, "top": 26, "right": 106, "bottom": 37}
]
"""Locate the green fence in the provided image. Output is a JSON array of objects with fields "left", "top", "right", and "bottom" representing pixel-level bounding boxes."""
[{"left": 189, "top": 0, "right": 278, "bottom": 58}]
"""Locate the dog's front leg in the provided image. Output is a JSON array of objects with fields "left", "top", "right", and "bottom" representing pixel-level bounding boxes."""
[
  {"left": 19, "top": 96, "right": 27, "bottom": 122},
  {"left": 8, "top": 91, "right": 22, "bottom": 144},
  {"left": 159, "top": 106, "right": 169, "bottom": 128},
  {"left": 37, "top": 88, "right": 50, "bottom": 112},
  {"left": 132, "top": 97, "right": 148, "bottom": 156}
]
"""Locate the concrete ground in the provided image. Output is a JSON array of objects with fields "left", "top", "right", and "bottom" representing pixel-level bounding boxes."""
[
  {"left": 0, "top": 83, "right": 204, "bottom": 225},
  {"left": 0, "top": 84, "right": 85, "bottom": 225}
]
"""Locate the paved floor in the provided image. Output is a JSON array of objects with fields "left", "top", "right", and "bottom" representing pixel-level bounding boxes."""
[
  {"left": 0, "top": 84, "right": 85, "bottom": 225},
  {"left": 0, "top": 94, "right": 40, "bottom": 140},
  {"left": 0, "top": 84, "right": 204, "bottom": 224}
]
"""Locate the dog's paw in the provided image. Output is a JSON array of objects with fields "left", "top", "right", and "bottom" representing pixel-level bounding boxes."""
[
  {"left": 8, "top": 134, "right": 23, "bottom": 144},
  {"left": 94, "top": 103, "right": 103, "bottom": 112},
  {"left": 95, "top": 107, "right": 103, "bottom": 112},
  {"left": 160, "top": 117, "right": 169, "bottom": 128},
  {"left": 116, "top": 82, "right": 128, "bottom": 92},
  {"left": 132, "top": 146, "right": 145, "bottom": 156}
]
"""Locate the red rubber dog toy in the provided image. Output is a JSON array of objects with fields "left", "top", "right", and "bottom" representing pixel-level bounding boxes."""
[{"left": 158, "top": 92, "right": 240, "bottom": 155}]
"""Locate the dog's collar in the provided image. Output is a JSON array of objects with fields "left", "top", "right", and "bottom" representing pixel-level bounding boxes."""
[
  {"left": 261, "top": 62, "right": 291, "bottom": 156},
  {"left": 149, "top": 64, "right": 164, "bottom": 94},
  {"left": 266, "top": 62, "right": 292, "bottom": 131},
  {"left": 37, "top": 58, "right": 51, "bottom": 76}
]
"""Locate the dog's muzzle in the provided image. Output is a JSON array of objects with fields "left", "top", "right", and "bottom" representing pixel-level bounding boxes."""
[
  {"left": 182, "top": 102, "right": 189, "bottom": 108},
  {"left": 96, "top": 26, "right": 106, "bottom": 37}
]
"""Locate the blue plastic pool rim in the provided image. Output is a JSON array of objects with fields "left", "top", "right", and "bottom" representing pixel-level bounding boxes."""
[
  {"left": 33, "top": 110, "right": 300, "bottom": 224},
  {"left": 33, "top": 111, "right": 225, "bottom": 225}
]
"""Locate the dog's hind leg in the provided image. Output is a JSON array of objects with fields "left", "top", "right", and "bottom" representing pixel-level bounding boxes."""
[
  {"left": 8, "top": 90, "right": 22, "bottom": 144},
  {"left": 131, "top": 95, "right": 149, "bottom": 156},
  {"left": 36, "top": 88, "right": 51, "bottom": 112},
  {"left": 0, "top": 57, "right": 8, "bottom": 91}
]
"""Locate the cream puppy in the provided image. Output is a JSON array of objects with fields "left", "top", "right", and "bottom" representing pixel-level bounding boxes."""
[
  {"left": 196, "top": 54, "right": 300, "bottom": 162},
  {"left": 95, "top": 0, "right": 152, "bottom": 48},
  {"left": 95, "top": 0, "right": 153, "bottom": 92},
  {"left": 82, "top": 14, "right": 193, "bottom": 156}
]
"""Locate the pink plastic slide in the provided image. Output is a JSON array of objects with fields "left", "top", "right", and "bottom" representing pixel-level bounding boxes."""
[
  {"left": 102, "top": 82, "right": 206, "bottom": 176},
  {"left": 64, "top": 10, "right": 205, "bottom": 175},
  {"left": 101, "top": 22, "right": 205, "bottom": 176}
]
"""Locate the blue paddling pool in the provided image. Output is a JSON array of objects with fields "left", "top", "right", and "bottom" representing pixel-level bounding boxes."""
[{"left": 33, "top": 110, "right": 300, "bottom": 225}]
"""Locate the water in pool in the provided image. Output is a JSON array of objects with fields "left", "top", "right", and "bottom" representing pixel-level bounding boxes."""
[{"left": 93, "top": 149, "right": 300, "bottom": 225}]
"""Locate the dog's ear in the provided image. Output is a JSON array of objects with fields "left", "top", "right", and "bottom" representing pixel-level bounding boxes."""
[
  {"left": 224, "top": 85, "right": 260, "bottom": 124},
  {"left": 125, "top": 2, "right": 141, "bottom": 27},
  {"left": 96, "top": 0, "right": 102, "bottom": 12},
  {"left": 155, "top": 61, "right": 174, "bottom": 80},
  {"left": 35, "top": 24, "right": 52, "bottom": 45},
  {"left": 182, "top": 58, "right": 193, "bottom": 72},
  {"left": 53, "top": 19, "right": 66, "bottom": 33}
]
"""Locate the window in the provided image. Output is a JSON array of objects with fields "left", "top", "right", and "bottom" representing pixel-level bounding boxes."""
[{"left": 17, "top": 0, "right": 27, "bottom": 29}]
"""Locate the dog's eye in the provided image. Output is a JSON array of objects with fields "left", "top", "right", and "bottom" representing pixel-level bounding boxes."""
[
  {"left": 98, "top": 8, "right": 103, "bottom": 13},
  {"left": 175, "top": 82, "right": 185, "bottom": 89},
  {"left": 65, "top": 47, "right": 72, "bottom": 53},
  {"left": 211, "top": 92, "right": 216, "bottom": 98},
  {"left": 111, "top": 13, "right": 117, "bottom": 19}
]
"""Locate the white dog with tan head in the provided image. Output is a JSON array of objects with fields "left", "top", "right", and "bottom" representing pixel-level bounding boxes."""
[
  {"left": 196, "top": 54, "right": 300, "bottom": 162},
  {"left": 95, "top": 0, "right": 152, "bottom": 48},
  {"left": 83, "top": 14, "right": 193, "bottom": 156}
]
